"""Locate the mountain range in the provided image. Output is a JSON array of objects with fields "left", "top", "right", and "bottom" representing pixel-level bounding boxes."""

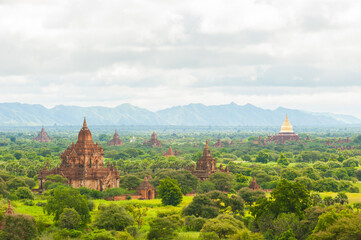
[{"left": 0, "top": 102, "right": 360, "bottom": 127}]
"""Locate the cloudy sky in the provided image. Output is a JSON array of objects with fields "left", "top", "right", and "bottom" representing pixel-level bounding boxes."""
[{"left": 1, "top": 0, "right": 361, "bottom": 117}]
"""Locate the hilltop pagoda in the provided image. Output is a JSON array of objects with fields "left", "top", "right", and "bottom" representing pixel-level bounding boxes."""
[
  {"left": 107, "top": 130, "right": 123, "bottom": 146},
  {"left": 274, "top": 114, "right": 299, "bottom": 143},
  {"left": 188, "top": 141, "right": 229, "bottom": 180},
  {"left": 33, "top": 126, "right": 51, "bottom": 143},
  {"left": 38, "top": 118, "right": 119, "bottom": 192},
  {"left": 143, "top": 131, "right": 162, "bottom": 147}
]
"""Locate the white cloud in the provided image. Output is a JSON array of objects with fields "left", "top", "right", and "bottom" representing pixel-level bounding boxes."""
[{"left": 0, "top": 0, "right": 361, "bottom": 118}]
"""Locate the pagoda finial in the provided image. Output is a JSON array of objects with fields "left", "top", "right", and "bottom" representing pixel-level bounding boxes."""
[
  {"left": 285, "top": 114, "right": 288, "bottom": 121},
  {"left": 83, "top": 117, "right": 87, "bottom": 128},
  {"left": 205, "top": 140, "right": 209, "bottom": 147}
]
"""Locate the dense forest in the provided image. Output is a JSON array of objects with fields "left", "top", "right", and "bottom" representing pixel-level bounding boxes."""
[{"left": 1, "top": 128, "right": 361, "bottom": 239}]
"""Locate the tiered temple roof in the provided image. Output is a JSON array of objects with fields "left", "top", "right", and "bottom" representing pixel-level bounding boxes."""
[
  {"left": 38, "top": 118, "right": 119, "bottom": 192},
  {"left": 164, "top": 146, "right": 175, "bottom": 157},
  {"left": 33, "top": 126, "right": 51, "bottom": 143},
  {"left": 249, "top": 177, "right": 261, "bottom": 190},
  {"left": 212, "top": 139, "right": 224, "bottom": 148},
  {"left": 107, "top": 130, "right": 123, "bottom": 146},
  {"left": 188, "top": 141, "right": 229, "bottom": 181},
  {"left": 143, "top": 131, "right": 162, "bottom": 147}
]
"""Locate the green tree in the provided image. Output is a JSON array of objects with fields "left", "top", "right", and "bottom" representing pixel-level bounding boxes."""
[
  {"left": 210, "top": 172, "right": 234, "bottom": 192},
  {"left": 255, "top": 151, "right": 269, "bottom": 163},
  {"left": 6, "top": 177, "right": 27, "bottom": 191},
  {"left": 277, "top": 228, "right": 297, "bottom": 240},
  {"left": 198, "top": 180, "right": 216, "bottom": 193},
  {"left": 147, "top": 216, "right": 178, "bottom": 240},
  {"left": 334, "top": 192, "right": 348, "bottom": 205},
  {"left": 183, "top": 191, "right": 244, "bottom": 218},
  {"left": 158, "top": 177, "right": 183, "bottom": 206},
  {"left": 201, "top": 214, "right": 244, "bottom": 239},
  {"left": 125, "top": 204, "right": 148, "bottom": 230},
  {"left": 119, "top": 175, "right": 142, "bottom": 190},
  {"left": 238, "top": 187, "right": 265, "bottom": 206},
  {"left": 277, "top": 153, "right": 290, "bottom": 166},
  {"left": 59, "top": 208, "right": 81, "bottom": 229},
  {"left": 15, "top": 187, "right": 34, "bottom": 200},
  {"left": 94, "top": 204, "right": 134, "bottom": 231},
  {"left": 0, "top": 214, "right": 37, "bottom": 240},
  {"left": 44, "top": 187, "right": 90, "bottom": 225},
  {"left": 251, "top": 179, "right": 311, "bottom": 219}
]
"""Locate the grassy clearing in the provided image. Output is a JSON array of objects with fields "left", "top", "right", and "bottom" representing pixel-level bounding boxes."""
[{"left": 318, "top": 192, "right": 361, "bottom": 203}]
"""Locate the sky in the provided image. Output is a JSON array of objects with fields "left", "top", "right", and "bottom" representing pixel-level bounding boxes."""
[{"left": 1, "top": 0, "right": 361, "bottom": 117}]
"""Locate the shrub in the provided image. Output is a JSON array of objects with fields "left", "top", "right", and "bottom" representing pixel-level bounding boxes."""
[
  {"left": 147, "top": 216, "right": 178, "bottom": 240},
  {"left": 23, "top": 200, "right": 34, "bottom": 206},
  {"left": 199, "top": 232, "right": 220, "bottom": 240},
  {"left": 93, "top": 204, "right": 134, "bottom": 231},
  {"left": 158, "top": 177, "right": 183, "bottom": 206},
  {"left": 44, "top": 187, "right": 90, "bottom": 225},
  {"left": 15, "top": 187, "right": 34, "bottom": 200},
  {"left": 184, "top": 215, "right": 206, "bottom": 231},
  {"left": 59, "top": 208, "right": 82, "bottom": 229},
  {"left": 0, "top": 214, "right": 38, "bottom": 240},
  {"left": 53, "top": 229, "right": 82, "bottom": 240},
  {"left": 6, "top": 177, "right": 27, "bottom": 191},
  {"left": 201, "top": 214, "right": 245, "bottom": 238}
]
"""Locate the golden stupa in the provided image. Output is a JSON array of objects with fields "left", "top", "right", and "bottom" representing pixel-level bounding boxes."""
[{"left": 280, "top": 114, "right": 294, "bottom": 133}]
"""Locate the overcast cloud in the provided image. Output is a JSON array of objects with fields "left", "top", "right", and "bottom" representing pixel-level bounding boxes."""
[{"left": 1, "top": 0, "right": 361, "bottom": 117}]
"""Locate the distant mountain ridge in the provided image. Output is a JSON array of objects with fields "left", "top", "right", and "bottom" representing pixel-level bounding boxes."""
[{"left": 0, "top": 102, "right": 360, "bottom": 127}]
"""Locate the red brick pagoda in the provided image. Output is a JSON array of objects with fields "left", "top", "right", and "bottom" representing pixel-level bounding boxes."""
[
  {"left": 143, "top": 131, "right": 162, "bottom": 147},
  {"left": 212, "top": 139, "right": 224, "bottom": 148},
  {"left": 136, "top": 176, "right": 155, "bottom": 200},
  {"left": 249, "top": 177, "right": 261, "bottom": 190},
  {"left": 0, "top": 201, "right": 14, "bottom": 229},
  {"left": 38, "top": 118, "right": 119, "bottom": 192},
  {"left": 164, "top": 146, "right": 176, "bottom": 158},
  {"left": 188, "top": 141, "right": 229, "bottom": 180},
  {"left": 107, "top": 129, "right": 123, "bottom": 146},
  {"left": 33, "top": 126, "right": 51, "bottom": 143}
]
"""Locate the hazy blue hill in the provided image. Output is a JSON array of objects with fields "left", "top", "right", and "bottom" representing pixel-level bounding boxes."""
[{"left": 0, "top": 102, "right": 360, "bottom": 126}]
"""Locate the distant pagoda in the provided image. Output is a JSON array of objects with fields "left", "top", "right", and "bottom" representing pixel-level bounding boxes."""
[
  {"left": 143, "top": 131, "right": 162, "bottom": 147},
  {"left": 107, "top": 130, "right": 123, "bottom": 146},
  {"left": 164, "top": 146, "right": 176, "bottom": 157},
  {"left": 274, "top": 114, "right": 299, "bottom": 143},
  {"left": 212, "top": 139, "right": 224, "bottom": 148},
  {"left": 188, "top": 141, "right": 229, "bottom": 181},
  {"left": 33, "top": 126, "right": 51, "bottom": 143},
  {"left": 249, "top": 177, "right": 261, "bottom": 190}
]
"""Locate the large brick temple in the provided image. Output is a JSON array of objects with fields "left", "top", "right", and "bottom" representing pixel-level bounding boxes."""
[
  {"left": 187, "top": 141, "right": 229, "bottom": 180},
  {"left": 143, "top": 131, "right": 162, "bottom": 147},
  {"left": 107, "top": 129, "right": 123, "bottom": 146},
  {"left": 33, "top": 126, "right": 51, "bottom": 143},
  {"left": 38, "top": 118, "right": 119, "bottom": 192}
]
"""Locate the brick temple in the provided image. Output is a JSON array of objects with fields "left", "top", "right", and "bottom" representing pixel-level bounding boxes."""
[
  {"left": 164, "top": 146, "right": 177, "bottom": 157},
  {"left": 187, "top": 141, "right": 229, "bottom": 180},
  {"left": 33, "top": 126, "right": 51, "bottom": 143},
  {"left": 143, "top": 131, "right": 162, "bottom": 147},
  {"left": 212, "top": 139, "right": 224, "bottom": 148},
  {"left": 107, "top": 129, "right": 123, "bottom": 146},
  {"left": 38, "top": 118, "right": 119, "bottom": 192}
]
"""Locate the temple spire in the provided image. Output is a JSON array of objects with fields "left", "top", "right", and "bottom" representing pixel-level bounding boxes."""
[{"left": 83, "top": 117, "right": 87, "bottom": 128}]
